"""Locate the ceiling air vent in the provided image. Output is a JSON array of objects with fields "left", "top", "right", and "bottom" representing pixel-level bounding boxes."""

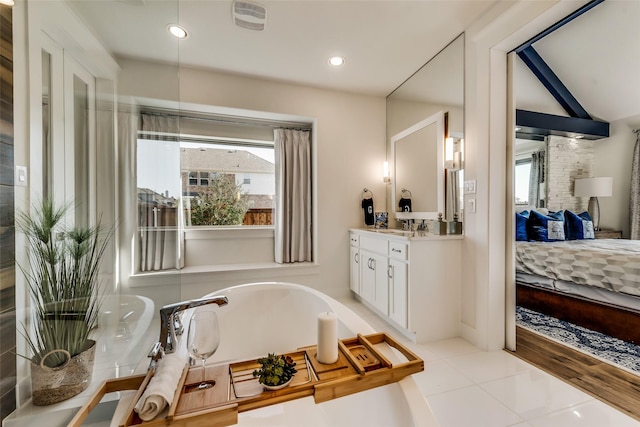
[{"left": 232, "top": 1, "right": 267, "bottom": 31}]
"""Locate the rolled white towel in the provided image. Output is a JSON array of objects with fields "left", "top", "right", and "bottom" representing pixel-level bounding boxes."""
[{"left": 134, "top": 350, "right": 188, "bottom": 421}]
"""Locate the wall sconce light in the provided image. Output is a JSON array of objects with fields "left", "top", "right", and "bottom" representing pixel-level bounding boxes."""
[
  {"left": 445, "top": 137, "right": 463, "bottom": 171},
  {"left": 383, "top": 161, "right": 390, "bottom": 184}
]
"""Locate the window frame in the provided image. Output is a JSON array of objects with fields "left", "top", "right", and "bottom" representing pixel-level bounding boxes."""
[{"left": 130, "top": 105, "right": 317, "bottom": 276}]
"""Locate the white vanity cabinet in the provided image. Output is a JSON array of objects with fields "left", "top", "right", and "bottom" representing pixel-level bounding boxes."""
[
  {"left": 349, "top": 229, "right": 461, "bottom": 343},
  {"left": 349, "top": 234, "right": 360, "bottom": 293},
  {"left": 360, "top": 238, "right": 389, "bottom": 314},
  {"left": 388, "top": 242, "right": 408, "bottom": 328}
]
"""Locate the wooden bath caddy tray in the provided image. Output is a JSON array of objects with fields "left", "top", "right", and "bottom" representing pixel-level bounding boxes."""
[{"left": 69, "top": 332, "right": 423, "bottom": 427}]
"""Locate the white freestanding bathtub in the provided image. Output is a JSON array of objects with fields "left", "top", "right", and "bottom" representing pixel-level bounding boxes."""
[
  {"left": 204, "top": 282, "right": 439, "bottom": 427},
  {"left": 105, "top": 282, "right": 439, "bottom": 426}
]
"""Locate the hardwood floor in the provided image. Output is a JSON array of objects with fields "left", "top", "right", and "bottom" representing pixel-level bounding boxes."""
[{"left": 511, "top": 326, "right": 640, "bottom": 421}]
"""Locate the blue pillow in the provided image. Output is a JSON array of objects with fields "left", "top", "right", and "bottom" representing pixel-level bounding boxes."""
[
  {"left": 527, "top": 210, "right": 565, "bottom": 242},
  {"left": 564, "top": 210, "right": 595, "bottom": 240},
  {"left": 516, "top": 210, "right": 529, "bottom": 241}
]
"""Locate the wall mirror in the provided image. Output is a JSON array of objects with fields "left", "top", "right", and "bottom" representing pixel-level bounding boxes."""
[
  {"left": 386, "top": 33, "right": 464, "bottom": 223},
  {"left": 391, "top": 111, "right": 444, "bottom": 218}
]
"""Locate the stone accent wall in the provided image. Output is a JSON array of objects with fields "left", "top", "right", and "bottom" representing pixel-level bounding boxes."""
[
  {"left": 546, "top": 135, "right": 594, "bottom": 212},
  {"left": 0, "top": 4, "right": 14, "bottom": 422}
]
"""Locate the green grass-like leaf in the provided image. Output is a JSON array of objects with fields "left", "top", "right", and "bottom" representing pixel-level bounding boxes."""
[{"left": 17, "top": 199, "right": 114, "bottom": 368}]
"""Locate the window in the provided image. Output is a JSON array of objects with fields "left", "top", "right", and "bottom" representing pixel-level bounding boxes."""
[
  {"left": 135, "top": 109, "right": 313, "bottom": 272},
  {"left": 187, "top": 171, "right": 212, "bottom": 187},
  {"left": 188, "top": 171, "right": 198, "bottom": 186},
  {"left": 199, "top": 171, "right": 209, "bottom": 186},
  {"left": 137, "top": 111, "right": 279, "bottom": 230},
  {"left": 515, "top": 158, "right": 532, "bottom": 205}
]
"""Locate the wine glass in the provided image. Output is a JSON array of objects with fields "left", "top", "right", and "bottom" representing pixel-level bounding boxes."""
[{"left": 186, "top": 310, "right": 220, "bottom": 390}]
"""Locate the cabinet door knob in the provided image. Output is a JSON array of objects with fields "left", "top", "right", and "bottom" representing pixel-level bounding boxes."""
[
  {"left": 388, "top": 265, "right": 393, "bottom": 279},
  {"left": 354, "top": 253, "right": 359, "bottom": 263}
]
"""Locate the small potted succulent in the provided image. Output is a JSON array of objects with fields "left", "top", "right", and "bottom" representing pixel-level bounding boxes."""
[{"left": 252, "top": 353, "right": 297, "bottom": 390}]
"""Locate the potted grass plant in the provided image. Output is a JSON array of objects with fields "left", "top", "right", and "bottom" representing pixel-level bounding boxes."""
[{"left": 17, "top": 199, "right": 114, "bottom": 405}]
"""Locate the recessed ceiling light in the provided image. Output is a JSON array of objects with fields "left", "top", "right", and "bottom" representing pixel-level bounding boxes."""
[
  {"left": 328, "top": 56, "right": 345, "bottom": 67},
  {"left": 168, "top": 24, "right": 188, "bottom": 39}
]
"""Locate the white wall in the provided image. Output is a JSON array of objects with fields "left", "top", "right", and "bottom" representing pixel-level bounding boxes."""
[
  {"left": 460, "top": 0, "right": 587, "bottom": 351},
  {"left": 116, "top": 58, "right": 386, "bottom": 304},
  {"left": 593, "top": 115, "right": 640, "bottom": 237}
]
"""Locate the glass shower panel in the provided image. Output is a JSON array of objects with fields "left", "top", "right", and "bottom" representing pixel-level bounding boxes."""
[
  {"left": 41, "top": 49, "right": 52, "bottom": 199},
  {"left": 73, "top": 75, "right": 89, "bottom": 227}
]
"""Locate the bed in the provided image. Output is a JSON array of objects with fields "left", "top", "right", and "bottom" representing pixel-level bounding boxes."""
[{"left": 515, "top": 238, "right": 640, "bottom": 344}]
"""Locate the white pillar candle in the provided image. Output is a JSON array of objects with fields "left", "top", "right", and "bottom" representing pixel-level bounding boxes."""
[{"left": 317, "top": 312, "right": 338, "bottom": 364}]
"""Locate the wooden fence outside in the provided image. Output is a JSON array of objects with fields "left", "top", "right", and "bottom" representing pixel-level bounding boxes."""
[{"left": 139, "top": 204, "right": 272, "bottom": 227}]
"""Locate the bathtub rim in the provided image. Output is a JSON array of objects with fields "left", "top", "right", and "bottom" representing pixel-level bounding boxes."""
[{"left": 204, "top": 281, "right": 439, "bottom": 427}]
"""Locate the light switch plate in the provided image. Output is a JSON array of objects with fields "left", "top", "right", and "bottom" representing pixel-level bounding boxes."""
[
  {"left": 468, "top": 198, "right": 476, "bottom": 213},
  {"left": 16, "top": 165, "right": 27, "bottom": 187},
  {"left": 464, "top": 180, "right": 476, "bottom": 194}
]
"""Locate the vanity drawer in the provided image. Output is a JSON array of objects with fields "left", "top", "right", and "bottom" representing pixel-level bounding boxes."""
[
  {"left": 350, "top": 233, "right": 360, "bottom": 246},
  {"left": 389, "top": 241, "right": 408, "bottom": 260},
  {"left": 360, "top": 236, "right": 388, "bottom": 255}
]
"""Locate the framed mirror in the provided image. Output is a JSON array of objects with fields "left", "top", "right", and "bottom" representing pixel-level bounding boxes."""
[
  {"left": 386, "top": 33, "right": 464, "bottom": 223},
  {"left": 390, "top": 111, "right": 445, "bottom": 219}
]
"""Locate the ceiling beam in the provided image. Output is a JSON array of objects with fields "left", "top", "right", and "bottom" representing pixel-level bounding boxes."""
[
  {"left": 517, "top": 46, "right": 591, "bottom": 120},
  {"left": 516, "top": 109, "right": 609, "bottom": 141}
]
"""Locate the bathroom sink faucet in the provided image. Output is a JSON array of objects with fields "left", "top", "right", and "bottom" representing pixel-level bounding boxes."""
[{"left": 150, "top": 295, "right": 229, "bottom": 363}]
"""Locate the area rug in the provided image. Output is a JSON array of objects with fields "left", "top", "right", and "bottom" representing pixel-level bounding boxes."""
[{"left": 516, "top": 305, "right": 640, "bottom": 373}]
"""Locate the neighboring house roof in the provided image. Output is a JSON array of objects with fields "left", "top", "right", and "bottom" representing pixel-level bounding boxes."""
[
  {"left": 181, "top": 147, "right": 274, "bottom": 174},
  {"left": 138, "top": 187, "right": 178, "bottom": 207}
]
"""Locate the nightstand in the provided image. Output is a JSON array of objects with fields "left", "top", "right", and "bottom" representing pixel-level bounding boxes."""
[{"left": 594, "top": 229, "right": 623, "bottom": 239}]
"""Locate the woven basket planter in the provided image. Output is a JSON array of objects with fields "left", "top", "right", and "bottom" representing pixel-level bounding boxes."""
[{"left": 30, "top": 339, "right": 96, "bottom": 406}]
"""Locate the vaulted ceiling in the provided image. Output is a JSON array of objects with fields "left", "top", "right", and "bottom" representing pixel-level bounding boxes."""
[{"left": 514, "top": 0, "right": 640, "bottom": 124}]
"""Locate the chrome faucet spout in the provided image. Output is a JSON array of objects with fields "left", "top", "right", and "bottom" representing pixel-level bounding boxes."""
[{"left": 156, "top": 295, "right": 228, "bottom": 356}]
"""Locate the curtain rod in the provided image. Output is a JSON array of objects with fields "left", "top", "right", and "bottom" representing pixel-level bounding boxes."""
[{"left": 140, "top": 107, "right": 312, "bottom": 130}]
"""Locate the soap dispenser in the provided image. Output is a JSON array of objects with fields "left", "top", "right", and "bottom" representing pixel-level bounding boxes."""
[
  {"left": 448, "top": 213, "right": 463, "bottom": 235},
  {"left": 434, "top": 213, "right": 447, "bottom": 235}
]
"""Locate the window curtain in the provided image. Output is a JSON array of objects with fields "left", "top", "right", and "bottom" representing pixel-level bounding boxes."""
[
  {"left": 274, "top": 128, "right": 312, "bottom": 263},
  {"left": 138, "top": 113, "right": 183, "bottom": 271},
  {"left": 528, "top": 150, "right": 545, "bottom": 207},
  {"left": 630, "top": 131, "right": 640, "bottom": 239}
]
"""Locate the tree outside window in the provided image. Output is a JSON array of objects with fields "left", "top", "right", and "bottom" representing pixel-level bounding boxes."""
[{"left": 189, "top": 174, "right": 249, "bottom": 225}]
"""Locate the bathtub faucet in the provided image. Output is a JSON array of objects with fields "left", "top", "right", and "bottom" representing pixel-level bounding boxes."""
[{"left": 151, "top": 295, "right": 229, "bottom": 361}]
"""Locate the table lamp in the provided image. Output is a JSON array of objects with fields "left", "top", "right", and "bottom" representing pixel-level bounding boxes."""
[{"left": 574, "top": 177, "right": 613, "bottom": 231}]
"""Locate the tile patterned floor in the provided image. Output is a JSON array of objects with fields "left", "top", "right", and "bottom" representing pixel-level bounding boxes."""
[{"left": 337, "top": 296, "right": 640, "bottom": 427}]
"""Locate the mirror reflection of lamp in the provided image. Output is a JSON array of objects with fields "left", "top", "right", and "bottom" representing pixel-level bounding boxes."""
[
  {"left": 574, "top": 177, "right": 613, "bottom": 231},
  {"left": 383, "top": 161, "right": 390, "bottom": 184},
  {"left": 445, "top": 137, "right": 463, "bottom": 171}
]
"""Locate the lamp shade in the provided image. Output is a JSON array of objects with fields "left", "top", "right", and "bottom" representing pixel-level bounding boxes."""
[{"left": 574, "top": 177, "right": 613, "bottom": 198}]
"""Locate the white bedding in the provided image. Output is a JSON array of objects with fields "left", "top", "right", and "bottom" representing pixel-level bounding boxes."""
[{"left": 515, "top": 239, "right": 640, "bottom": 297}]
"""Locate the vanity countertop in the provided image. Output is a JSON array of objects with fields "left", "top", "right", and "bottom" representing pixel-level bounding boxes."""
[{"left": 350, "top": 228, "right": 463, "bottom": 241}]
